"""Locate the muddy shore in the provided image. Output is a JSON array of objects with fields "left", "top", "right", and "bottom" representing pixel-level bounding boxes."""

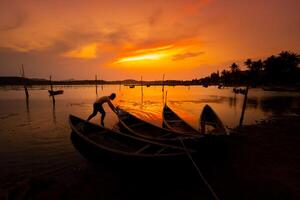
[{"left": 210, "top": 115, "right": 300, "bottom": 200}]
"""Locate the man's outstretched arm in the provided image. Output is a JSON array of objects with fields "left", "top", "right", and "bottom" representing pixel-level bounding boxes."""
[{"left": 107, "top": 100, "right": 118, "bottom": 114}]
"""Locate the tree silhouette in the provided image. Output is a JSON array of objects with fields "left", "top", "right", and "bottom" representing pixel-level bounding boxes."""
[
  {"left": 278, "top": 51, "right": 300, "bottom": 72},
  {"left": 263, "top": 51, "right": 300, "bottom": 84},
  {"left": 230, "top": 63, "right": 240, "bottom": 73},
  {"left": 199, "top": 50, "right": 299, "bottom": 86},
  {"left": 244, "top": 59, "right": 252, "bottom": 71},
  {"left": 251, "top": 60, "right": 263, "bottom": 73},
  {"left": 263, "top": 55, "right": 278, "bottom": 72}
]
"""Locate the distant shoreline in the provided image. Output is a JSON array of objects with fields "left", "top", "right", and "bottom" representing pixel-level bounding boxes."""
[
  {"left": 1, "top": 76, "right": 299, "bottom": 89},
  {"left": 0, "top": 76, "right": 196, "bottom": 86}
]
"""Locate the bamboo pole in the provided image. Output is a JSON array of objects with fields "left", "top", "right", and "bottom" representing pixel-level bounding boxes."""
[
  {"left": 49, "top": 75, "right": 55, "bottom": 104},
  {"left": 49, "top": 75, "right": 53, "bottom": 92},
  {"left": 21, "top": 64, "right": 29, "bottom": 99},
  {"left": 141, "top": 76, "right": 144, "bottom": 106},
  {"left": 95, "top": 75, "right": 98, "bottom": 96},
  {"left": 162, "top": 74, "right": 165, "bottom": 92},
  {"left": 141, "top": 76, "right": 143, "bottom": 96}
]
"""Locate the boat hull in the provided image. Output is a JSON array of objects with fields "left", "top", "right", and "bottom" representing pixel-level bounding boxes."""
[
  {"left": 162, "top": 105, "right": 201, "bottom": 135},
  {"left": 69, "top": 115, "right": 194, "bottom": 165},
  {"left": 48, "top": 90, "right": 64, "bottom": 96}
]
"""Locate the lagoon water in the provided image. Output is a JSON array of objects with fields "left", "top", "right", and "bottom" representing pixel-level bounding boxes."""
[{"left": 0, "top": 85, "right": 299, "bottom": 188}]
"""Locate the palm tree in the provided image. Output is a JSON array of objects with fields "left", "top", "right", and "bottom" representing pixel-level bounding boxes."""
[
  {"left": 244, "top": 59, "right": 252, "bottom": 71},
  {"left": 230, "top": 63, "right": 239, "bottom": 73},
  {"left": 278, "top": 51, "right": 300, "bottom": 72},
  {"left": 221, "top": 69, "right": 229, "bottom": 84},
  {"left": 263, "top": 55, "right": 279, "bottom": 72},
  {"left": 251, "top": 60, "right": 263, "bottom": 72}
]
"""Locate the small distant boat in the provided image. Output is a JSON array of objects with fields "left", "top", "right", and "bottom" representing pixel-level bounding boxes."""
[
  {"left": 129, "top": 85, "right": 135, "bottom": 88},
  {"left": 146, "top": 85, "right": 150, "bottom": 87},
  {"left": 117, "top": 108, "right": 200, "bottom": 143},
  {"left": 233, "top": 87, "right": 246, "bottom": 94},
  {"left": 202, "top": 83, "right": 208, "bottom": 88},
  {"left": 48, "top": 90, "right": 64, "bottom": 96},
  {"left": 69, "top": 115, "right": 194, "bottom": 161},
  {"left": 163, "top": 104, "right": 200, "bottom": 135},
  {"left": 218, "top": 84, "right": 225, "bottom": 89},
  {"left": 200, "top": 105, "right": 227, "bottom": 135}
]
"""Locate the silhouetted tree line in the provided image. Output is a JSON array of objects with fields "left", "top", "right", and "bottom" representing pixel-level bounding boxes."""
[{"left": 198, "top": 51, "right": 300, "bottom": 86}]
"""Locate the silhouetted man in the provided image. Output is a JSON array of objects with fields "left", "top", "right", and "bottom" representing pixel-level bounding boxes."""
[{"left": 87, "top": 93, "right": 118, "bottom": 126}]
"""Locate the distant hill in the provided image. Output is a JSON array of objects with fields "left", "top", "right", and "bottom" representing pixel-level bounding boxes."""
[
  {"left": 0, "top": 76, "right": 26, "bottom": 85},
  {"left": 0, "top": 76, "right": 48, "bottom": 85}
]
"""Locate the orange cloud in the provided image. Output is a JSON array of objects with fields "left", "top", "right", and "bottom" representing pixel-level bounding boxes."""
[
  {"left": 62, "top": 43, "right": 98, "bottom": 59},
  {"left": 111, "top": 38, "right": 205, "bottom": 70}
]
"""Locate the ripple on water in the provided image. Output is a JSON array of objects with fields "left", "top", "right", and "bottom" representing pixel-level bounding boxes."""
[{"left": 0, "top": 113, "right": 19, "bottom": 120}]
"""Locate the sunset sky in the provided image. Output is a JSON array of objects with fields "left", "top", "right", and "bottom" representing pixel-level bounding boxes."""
[{"left": 0, "top": 0, "right": 299, "bottom": 80}]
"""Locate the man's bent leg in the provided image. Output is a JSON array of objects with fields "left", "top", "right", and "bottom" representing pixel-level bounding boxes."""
[
  {"left": 87, "top": 104, "right": 97, "bottom": 121},
  {"left": 100, "top": 111, "right": 106, "bottom": 126}
]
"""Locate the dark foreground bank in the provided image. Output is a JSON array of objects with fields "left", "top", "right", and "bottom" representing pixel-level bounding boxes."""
[
  {"left": 210, "top": 115, "right": 300, "bottom": 200},
  {"left": 1, "top": 115, "right": 300, "bottom": 200}
]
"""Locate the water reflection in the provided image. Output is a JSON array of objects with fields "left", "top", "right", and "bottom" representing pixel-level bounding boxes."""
[
  {"left": 25, "top": 97, "right": 31, "bottom": 123},
  {"left": 1, "top": 85, "right": 299, "bottom": 129},
  {"left": 246, "top": 97, "right": 259, "bottom": 109},
  {"left": 25, "top": 97, "right": 30, "bottom": 115},
  {"left": 52, "top": 99, "right": 57, "bottom": 124},
  {"left": 260, "top": 96, "right": 297, "bottom": 116},
  {"left": 0, "top": 85, "right": 300, "bottom": 189},
  {"left": 95, "top": 84, "right": 98, "bottom": 97},
  {"left": 228, "top": 96, "right": 237, "bottom": 108}
]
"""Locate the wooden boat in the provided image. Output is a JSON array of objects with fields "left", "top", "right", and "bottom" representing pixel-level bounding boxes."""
[
  {"left": 129, "top": 85, "right": 135, "bottom": 88},
  {"left": 162, "top": 104, "right": 200, "bottom": 135},
  {"left": 202, "top": 83, "right": 208, "bottom": 88},
  {"left": 69, "top": 115, "right": 195, "bottom": 161},
  {"left": 199, "top": 105, "right": 227, "bottom": 135},
  {"left": 48, "top": 90, "right": 64, "bottom": 96},
  {"left": 117, "top": 108, "right": 200, "bottom": 143}
]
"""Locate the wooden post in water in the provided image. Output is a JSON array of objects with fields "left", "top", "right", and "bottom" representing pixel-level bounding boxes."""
[
  {"left": 141, "top": 76, "right": 144, "bottom": 106},
  {"left": 21, "top": 64, "right": 29, "bottom": 99},
  {"left": 141, "top": 76, "right": 143, "bottom": 95},
  {"left": 101, "top": 76, "right": 104, "bottom": 91},
  {"left": 49, "top": 75, "right": 55, "bottom": 104},
  {"left": 95, "top": 75, "right": 98, "bottom": 96},
  {"left": 162, "top": 74, "right": 165, "bottom": 92},
  {"left": 239, "top": 85, "right": 249, "bottom": 126},
  {"left": 49, "top": 75, "right": 53, "bottom": 92}
]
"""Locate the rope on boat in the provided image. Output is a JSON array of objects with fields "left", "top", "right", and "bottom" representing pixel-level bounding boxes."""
[{"left": 179, "top": 138, "right": 221, "bottom": 200}]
